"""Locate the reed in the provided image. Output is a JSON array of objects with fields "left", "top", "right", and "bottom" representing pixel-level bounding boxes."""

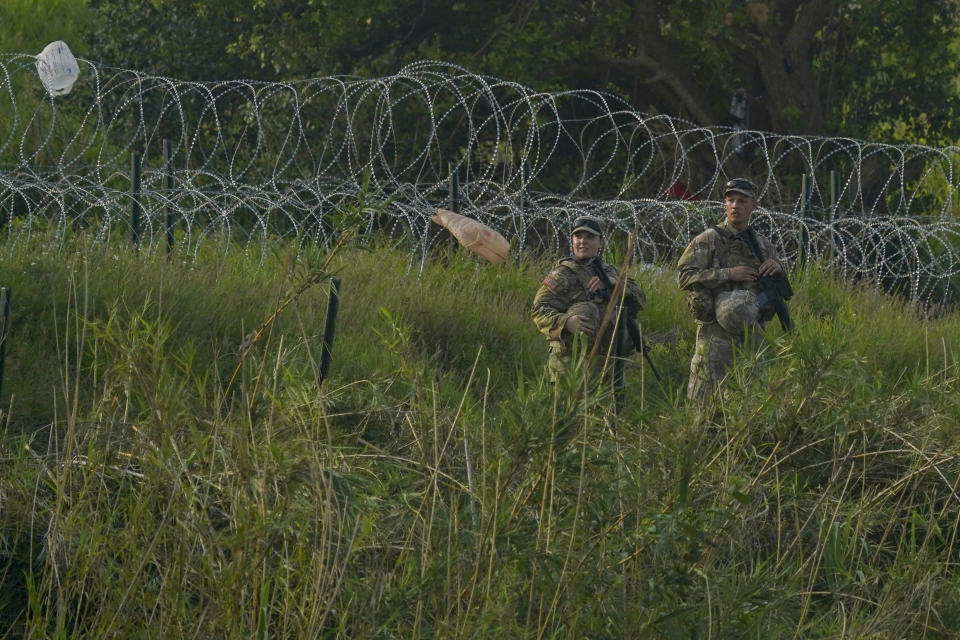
[{"left": 1, "top": 228, "right": 960, "bottom": 637}]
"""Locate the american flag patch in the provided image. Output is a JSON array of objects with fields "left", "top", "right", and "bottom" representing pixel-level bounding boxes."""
[{"left": 543, "top": 276, "right": 558, "bottom": 290}]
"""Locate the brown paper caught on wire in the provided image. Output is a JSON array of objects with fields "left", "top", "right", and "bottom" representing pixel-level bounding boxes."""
[{"left": 432, "top": 208, "right": 509, "bottom": 263}]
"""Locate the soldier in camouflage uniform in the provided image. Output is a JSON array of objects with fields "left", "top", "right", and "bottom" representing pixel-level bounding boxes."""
[
  {"left": 677, "top": 178, "right": 784, "bottom": 402},
  {"left": 532, "top": 215, "right": 646, "bottom": 383}
]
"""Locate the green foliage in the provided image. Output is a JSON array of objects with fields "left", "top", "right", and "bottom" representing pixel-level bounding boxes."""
[
  {"left": 825, "top": 1, "right": 960, "bottom": 142},
  {"left": 0, "top": 0, "right": 92, "bottom": 56},
  {"left": 2, "top": 232, "right": 960, "bottom": 636},
  {"left": 56, "top": 0, "right": 960, "bottom": 148},
  {"left": 84, "top": 0, "right": 249, "bottom": 80}
]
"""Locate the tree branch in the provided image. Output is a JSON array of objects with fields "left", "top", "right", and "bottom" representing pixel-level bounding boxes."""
[
  {"left": 589, "top": 55, "right": 716, "bottom": 126},
  {"left": 745, "top": 0, "right": 839, "bottom": 132}
]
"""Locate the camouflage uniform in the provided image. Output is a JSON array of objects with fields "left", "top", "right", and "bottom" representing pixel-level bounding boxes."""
[
  {"left": 677, "top": 220, "right": 781, "bottom": 402},
  {"left": 532, "top": 256, "right": 645, "bottom": 382}
]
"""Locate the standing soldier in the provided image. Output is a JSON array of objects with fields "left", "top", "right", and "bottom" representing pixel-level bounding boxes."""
[
  {"left": 677, "top": 178, "right": 784, "bottom": 402},
  {"left": 532, "top": 215, "right": 646, "bottom": 385}
]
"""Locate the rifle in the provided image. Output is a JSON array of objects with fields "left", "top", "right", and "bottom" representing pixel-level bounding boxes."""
[
  {"left": 742, "top": 228, "right": 794, "bottom": 331},
  {"left": 755, "top": 275, "right": 794, "bottom": 331},
  {"left": 590, "top": 259, "right": 663, "bottom": 385}
]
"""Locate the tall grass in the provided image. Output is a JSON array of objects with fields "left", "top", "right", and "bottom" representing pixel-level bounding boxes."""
[{"left": 2, "top": 229, "right": 960, "bottom": 637}]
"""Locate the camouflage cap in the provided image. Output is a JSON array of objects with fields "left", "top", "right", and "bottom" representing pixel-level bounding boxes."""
[
  {"left": 723, "top": 178, "right": 758, "bottom": 200},
  {"left": 572, "top": 215, "right": 603, "bottom": 237},
  {"left": 714, "top": 288, "right": 760, "bottom": 334}
]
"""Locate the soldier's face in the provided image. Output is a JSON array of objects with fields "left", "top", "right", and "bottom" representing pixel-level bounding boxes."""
[
  {"left": 724, "top": 193, "right": 756, "bottom": 230},
  {"left": 572, "top": 230, "right": 603, "bottom": 258}
]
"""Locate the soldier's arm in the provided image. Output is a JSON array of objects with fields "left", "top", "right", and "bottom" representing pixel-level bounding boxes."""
[
  {"left": 676, "top": 231, "right": 733, "bottom": 291},
  {"left": 531, "top": 270, "right": 578, "bottom": 339},
  {"left": 757, "top": 235, "right": 784, "bottom": 275}
]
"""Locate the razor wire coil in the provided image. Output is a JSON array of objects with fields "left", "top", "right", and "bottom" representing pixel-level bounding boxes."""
[{"left": 4, "top": 53, "right": 960, "bottom": 303}]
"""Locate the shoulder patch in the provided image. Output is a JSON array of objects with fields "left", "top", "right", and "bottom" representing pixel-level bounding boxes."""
[{"left": 542, "top": 274, "right": 559, "bottom": 291}]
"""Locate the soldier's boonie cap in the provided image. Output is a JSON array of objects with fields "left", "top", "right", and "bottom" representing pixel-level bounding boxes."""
[
  {"left": 715, "top": 289, "right": 760, "bottom": 334},
  {"left": 723, "top": 178, "right": 758, "bottom": 200},
  {"left": 572, "top": 216, "right": 603, "bottom": 237}
]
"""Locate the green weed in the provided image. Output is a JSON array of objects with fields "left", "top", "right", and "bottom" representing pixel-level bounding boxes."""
[{"left": 0, "top": 230, "right": 959, "bottom": 637}]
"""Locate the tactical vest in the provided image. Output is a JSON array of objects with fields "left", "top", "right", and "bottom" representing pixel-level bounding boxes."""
[
  {"left": 549, "top": 257, "right": 616, "bottom": 352},
  {"left": 556, "top": 257, "right": 613, "bottom": 305},
  {"left": 709, "top": 225, "right": 767, "bottom": 294},
  {"left": 710, "top": 225, "right": 765, "bottom": 269}
]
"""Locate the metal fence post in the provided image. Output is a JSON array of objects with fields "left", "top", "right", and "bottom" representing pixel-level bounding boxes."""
[
  {"left": 164, "top": 140, "right": 175, "bottom": 253},
  {"left": 828, "top": 169, "right": 841, "bottom": 261},
  {"left": 319, "top": 277, "right": 341, "bottom": 389},
  {"left": 0, "top": 287, "right": 11, "bottom": 402},
  {"left": 131, "top": 151, "right": 142, "bottom": 248},
  {"left": 798, "top": 173, "right": 811, "bottom": 266},
  {"left": 449, "top": 162, "right": 460, "bottom": 213},
  {"left": 0, "top": 193, "right": 8, "bottom": 231},
  {"left": 520, "top": 157, "right": 529, "bottom": 214},
  {"left": 829, "top": 170, "right": 840, "bottom": 219}
]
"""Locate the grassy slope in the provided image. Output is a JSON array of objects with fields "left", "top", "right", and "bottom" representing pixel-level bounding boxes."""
[{"left": 2, "top": 232, "right": 960, "bottom": 638}]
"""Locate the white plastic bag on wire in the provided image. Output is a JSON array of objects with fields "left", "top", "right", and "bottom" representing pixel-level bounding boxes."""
[{"left": 35, "top": 40, "right": 80, "bottom": 97}]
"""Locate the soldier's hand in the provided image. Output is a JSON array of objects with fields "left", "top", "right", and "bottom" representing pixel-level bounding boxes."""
[
  {"left": 586, "top": 275, "right": 604, "bottom": 293},
  {"left": 757, "top": 259, "right": 782, "bottom": 276},
  {"left": 564, "top": 314, "right": 595, "bottom": 335},
  {"left": 730, "top": 265, "right": 758, "bottom": 281}
]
